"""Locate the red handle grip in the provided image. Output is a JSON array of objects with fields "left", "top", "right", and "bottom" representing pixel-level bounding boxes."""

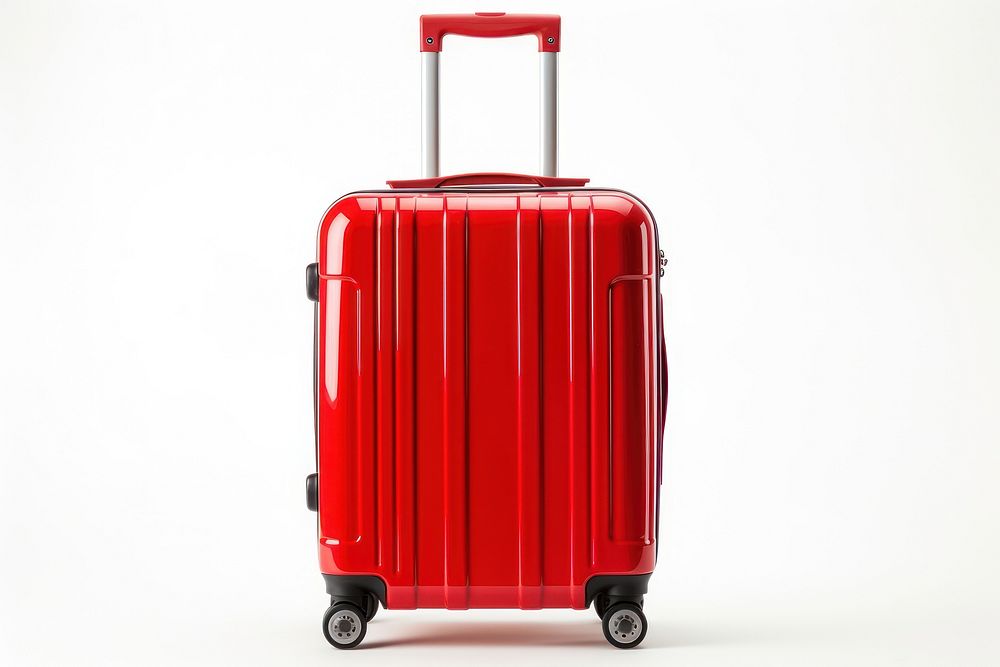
[
  {"left": 420, "top": 13, "right": 560, "bottom": 52},
  {"left": 387, "top": 172, "right": 588, "bottom": 189}
]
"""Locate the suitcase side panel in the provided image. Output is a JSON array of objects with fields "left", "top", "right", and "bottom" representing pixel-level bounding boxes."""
[
  {"left": 316, "top": 276, "right": 361, "bottom": 545},
  {"left": 610, "top": 277, "right": 655, "bottom": 543},
  {"left": 316, "top": 190, "right": 659, "bottom": 609},
  {"left": 317, "top": 197, "right": 380, "bottom": 571}
]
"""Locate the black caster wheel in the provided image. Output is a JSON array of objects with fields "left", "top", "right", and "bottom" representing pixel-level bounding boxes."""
[
  {"left": 363, "top": 593, "right": 379, "bottom": 622},
  {"left": 323, "top": 602, "right": 367, "bottom": 649},
  {"left": 601, "top": 601, "right": 647, "bottom": 649}
]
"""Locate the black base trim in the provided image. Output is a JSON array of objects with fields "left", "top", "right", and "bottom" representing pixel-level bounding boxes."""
[
  {"left": 584, "top": 573, "right": 652, "bottom": 608},
  {"left": 323, "top": 574, "right": 388, "bottom": 609}
]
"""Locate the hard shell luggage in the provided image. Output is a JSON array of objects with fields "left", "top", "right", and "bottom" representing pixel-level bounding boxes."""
[{"left": 305, "top": 13, "right": 667, "bottom": 649}]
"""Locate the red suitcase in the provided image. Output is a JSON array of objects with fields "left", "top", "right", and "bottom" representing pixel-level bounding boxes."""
[{"left": 305, "top": 13, "right": 667, "bottom": 649}]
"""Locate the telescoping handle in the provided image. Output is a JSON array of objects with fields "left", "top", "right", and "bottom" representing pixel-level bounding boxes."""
[{"left": 420, "top": 13, "right": 560, "bottom": 178}]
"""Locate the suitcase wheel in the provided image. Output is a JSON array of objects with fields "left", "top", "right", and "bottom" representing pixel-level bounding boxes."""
[
  {"left": 601, "top": 601, "right": 647, "bottom": 649},
  {"left": 322, "top": 602, "right": 367, "bottom": 649}
]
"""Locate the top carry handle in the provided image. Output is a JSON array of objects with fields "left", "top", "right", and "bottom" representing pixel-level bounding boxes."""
[{"left": 420, "top": 13, "right": 560, "bottom": 178}]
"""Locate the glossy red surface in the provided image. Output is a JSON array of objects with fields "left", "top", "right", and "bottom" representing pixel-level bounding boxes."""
[
  {"left": 420, "top": 13, "right": 560, "bottom": 52},
  {"left": 315, "top": 189, "right": 664, "bottom": 609}
]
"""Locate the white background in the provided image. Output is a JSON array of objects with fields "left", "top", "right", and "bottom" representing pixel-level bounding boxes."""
[{"left": 2, "top": 0, "right": 999, "bottom": 664}]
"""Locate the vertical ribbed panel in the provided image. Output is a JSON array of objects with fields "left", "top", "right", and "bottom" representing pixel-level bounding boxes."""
[
  {"left": 392, "top": 198, "right": 416, "bottom": 585},
  {"left": 586, "top": 196, "right": 597, "bottom": 570},
  {"left": 358, "top": 198, "right": 376, "bottom": 568},
  {"left": 442, "top": 196, "right": 469, "bottom": 608},
  {"left": 539, "top": 194, "right": 572, "bottom": 606},
  {"left": 375, "top": 199, "right": 395, "bottom": 568},
  {"left": 467, "top": 195, "right": 519, "bottom": 601},
  {"left": 515, "top": 196, "right": 543, "bottom": 608},
  {"left": 414, "top": 196, "right": 444, "bottom": 604},
  {"left": 570, "top": 196, "right": 593, "bottom": 603}
]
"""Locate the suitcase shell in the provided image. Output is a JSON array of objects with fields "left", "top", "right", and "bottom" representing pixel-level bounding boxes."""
[{"left": 313, "top": 184, "right": 665, "bottom": 610}]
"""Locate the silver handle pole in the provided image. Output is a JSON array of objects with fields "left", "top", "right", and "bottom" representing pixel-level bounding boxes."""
[
  {"left": 540, "top": 52, "right": 558, "bottom": 177},
  {"left": 421, "top": 52, "right": 440, "bottom": 178}
]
